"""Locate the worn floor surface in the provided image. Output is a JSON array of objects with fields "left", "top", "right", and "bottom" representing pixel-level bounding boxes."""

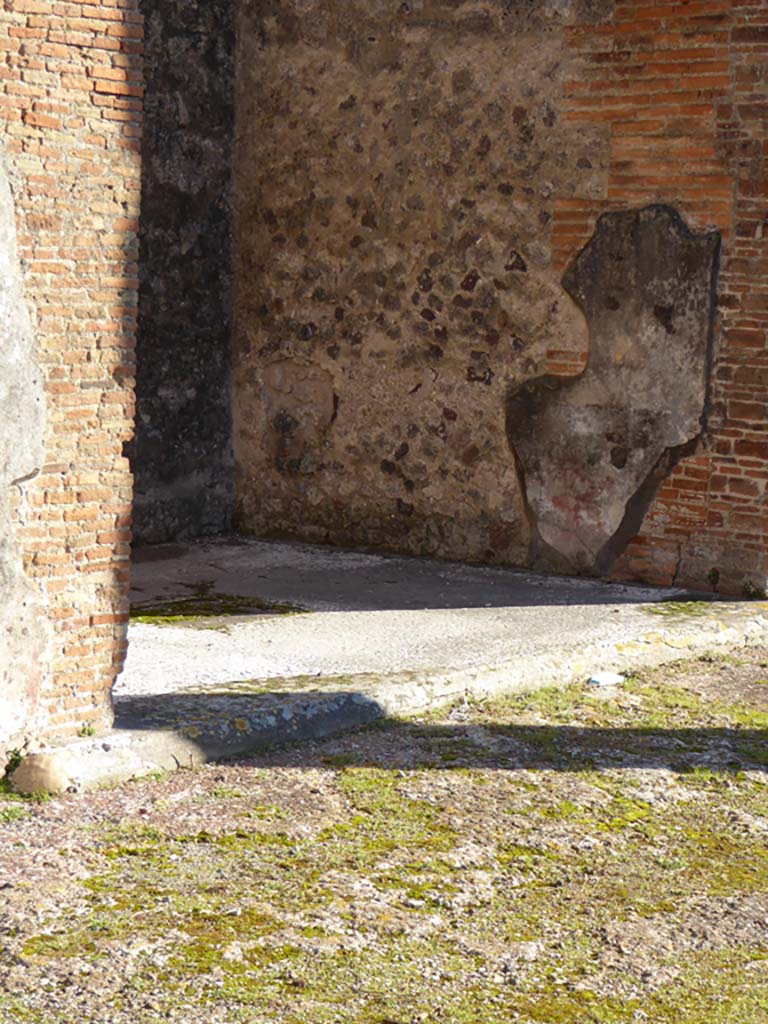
[
  {"left": 120, "top": 537, "right": 709, "bottom": 695},
  {"left": 2, "top": 647, "right": 768, "bottom": 1023}
]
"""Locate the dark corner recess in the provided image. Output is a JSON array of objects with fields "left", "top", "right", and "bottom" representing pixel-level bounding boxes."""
[{"left": 127, "top": 0, "right": 237, "bottom": 544}]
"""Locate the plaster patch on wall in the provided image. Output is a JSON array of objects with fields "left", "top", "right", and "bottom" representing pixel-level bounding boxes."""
[
  {"left": 0, "top": 155, "right": 49, "bottom": 765},
  {"left": 506, "top": 206, "right": 720, "bottom": 574}
]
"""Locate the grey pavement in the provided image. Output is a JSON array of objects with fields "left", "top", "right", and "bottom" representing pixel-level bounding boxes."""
[
  {"left": 12, "top": 537, "right": 768, "bottom": 794},
  {"left": 115, "top": 536, "right": 768, "bottom": 742},
  {"left": 119, "top": 537, "right": 718, "bottom": 694}
]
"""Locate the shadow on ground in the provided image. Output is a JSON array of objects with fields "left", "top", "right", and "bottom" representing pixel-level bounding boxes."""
[
  {"left": 129, "top": 537, "right": 731, "bottom": 611},
  {"left": 114, "top": 689, "right": 768, "bottom": 774}
]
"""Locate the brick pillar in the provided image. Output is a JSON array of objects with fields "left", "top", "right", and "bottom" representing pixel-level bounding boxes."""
[{"left": 1, "top": 0, "right": 143, "bottom": 741}]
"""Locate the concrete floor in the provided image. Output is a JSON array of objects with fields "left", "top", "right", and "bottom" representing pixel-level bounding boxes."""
[
  {"left": 17, "top": 537, "right": 767, "bottom": 795},
  {"left": 118, "top": 537, "right": 713, "bottom": 697}
]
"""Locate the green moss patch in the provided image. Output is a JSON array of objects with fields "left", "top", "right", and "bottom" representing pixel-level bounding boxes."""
[
  {"left": 6, "top": 648, "right": 768, "bottom": 1023},
  {"left": 130, "top": 591, "right": 307, "bottom": 626}
]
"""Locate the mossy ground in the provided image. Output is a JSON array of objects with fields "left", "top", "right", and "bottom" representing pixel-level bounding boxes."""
[
  {"left": 2, "top": 648, "right": 768, "bottom": 1023},
  {"left": 130, "top": 586, "right": 307, "bottom": 627},
  {"left": 645, "top": 599, "right": 714, "bottom": 618}
]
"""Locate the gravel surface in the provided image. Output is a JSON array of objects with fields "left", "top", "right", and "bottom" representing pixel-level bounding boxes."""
[{"left": 2, "top": 647, "right": 768, "bottom": 1023}]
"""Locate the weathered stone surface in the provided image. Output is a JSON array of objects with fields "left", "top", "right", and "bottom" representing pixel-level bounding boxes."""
[
  {"left": 232, "top": 0, "right": 601, "bottom": 564},
  {"left": 129, "top": 0, "right": 236, "bottom": 543},
  {"left": 0, "top": 152, "right": 48, "bottom": 770},
  {"left": 506, "top": 206, "right": 720, "bottom": 574},
  {"left": 9, "top": 734, "right": 206, "bottom": 796},
  {"left": 263, "top": 360, "right": 336, "bottom": 475},
  {"left": 9, "top": 752, "right": 72, "bottom": 796}
]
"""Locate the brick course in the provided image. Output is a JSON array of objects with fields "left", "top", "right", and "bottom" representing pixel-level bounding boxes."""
[
  {"left": 1, "top": 0, "right": 142, "bottom": 741},
  {"left": 553, "top": 0, "right": 768, "bottom": 593}
]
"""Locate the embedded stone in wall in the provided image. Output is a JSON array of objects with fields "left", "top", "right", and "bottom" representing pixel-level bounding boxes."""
[
  {"left": 263, "top": 360, "right": 336, "bottom": 476},
  {"left": 506, "top": 206, "right": 720, "bottom": 574},
  {"left": 0, "top": 157, "right": 48, "bottom": 767}
]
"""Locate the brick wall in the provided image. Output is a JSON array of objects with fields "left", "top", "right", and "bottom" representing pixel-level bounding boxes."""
[
  {"left": 233, "top": 0, "right": 765, "bottom": 595},
  {"left": 552, "top": 0, "right": 768, "bottom": 594},
  {"left": 1, "top": 0, "right": 143, "bottom": 742}
]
